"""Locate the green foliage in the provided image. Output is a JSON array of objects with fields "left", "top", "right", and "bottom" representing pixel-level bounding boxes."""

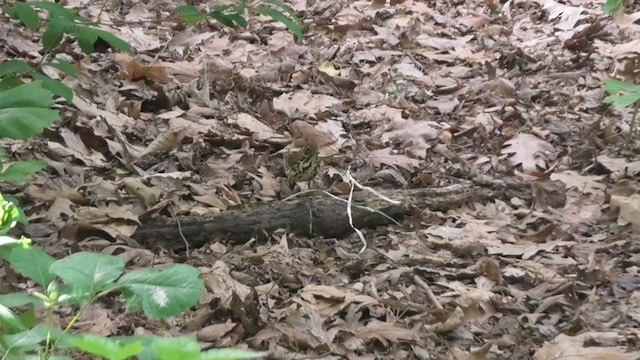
[
  {"left": 0, "top": 0, "right": 303, "bottom": 183},
  {"left": 175, "top": 0, "right": 303, "bottom": 40},
  {"left": 0, "top": 194, "right": 20, "bottom": 234},
  {"left": 603, "top": 0, "right": 624, "bottom": 14},
  {"left": 0, "top": 81, "right": 59, "bottom": 182},
  {"left": 603, "top": 79, "right": 640, "bottom": 149},
  {"left": 3, "top": 1, "right": 132, "bottom": 55},
  {"left": 0, "top": 194, "right": 265, "bottom": 359},
  {"left": 603, "top": 80, "right": 640, "bottom": 108}
]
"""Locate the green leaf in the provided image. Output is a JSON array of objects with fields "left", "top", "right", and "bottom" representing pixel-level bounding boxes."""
[
  {"left": 603, "top": 79, "right": 639, "bottom": 93},
  {"left": 42, "top": 77, "right": 73, "bottom": 103},
  {"left": 0, "top": 293, "right": 42, "bottom": 308},
  {"left": 0, "top": 160, "right": 47, "bottom": 182},
  {"left": 603, "top": 79, "right": 640, "bottom": 108},
  {"left": 603, "top": 0, "right": 624, "bottom": 14},
  {"left": 0, "top": 304, "right": 26, "bottom": 333},
  {"left": 201, "top": 349, "right": 268, "bottom": 360},
  {"left": 1, "top": 247, "right": 55, "bottom": 287},
  {"left": 226, "top": 13, "right": 248, "bottom": 28},
  {"left": 31, "top": 73, "right": 74, "bottom": 102},
  {"left": 0, "top": 81, "right": 59, "bottom": 140},
  {"left": 210, "top": 11, "right": 238, "bottom": 28},
  {"left": 74, "top": 27, "right": 131, "bottom": 54},
  {"left": 0, "top": 60, "right": 33, "bottom": 78},
  {"left": 3, "top": 5, "right": 18, "bottom": 19},
  {"left": 0, "top": 194, "right": 20, "bottom": 234},
  {"left": 15, "top": 2, "right": 40, "bottom": 31},
  {"left": 0, "top": 76, "right": 25, "bottom": 92},
  {"left": 67, "top": 334, "right": 142, "bottom": 360},
  {"left": 174, "top": 5, "right": 209, "bottom": 25},
  {"left": 30, "top": 1, "right": 75, "bottom": 20},
  {"left": 117, "top": 264, "right": 204, "bottom": 319},
  {"left": 44, "top": 58, "right": 76, "bottom": 77},
  {"left": 49, "top": 252, "right": 126, "bottom": 298},
  {"left": 262, "top": 0, "right": 303, "bottom": 27},
  {"left": 253, "top": 6, "right": 303, "bottom": 40},
  {"left": 1, "top": 325, "right": 64, "bottom": 353},
  {"left": 42, "top": 16, "right": 72, "bottom": 52},
  {"left": 150, "top": 337, "right": 201, "bottom": 360}
]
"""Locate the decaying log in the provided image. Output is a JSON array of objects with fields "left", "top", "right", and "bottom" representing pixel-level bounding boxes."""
[{"left": 131, "top": 176, "right": 539, "bottom": 250}]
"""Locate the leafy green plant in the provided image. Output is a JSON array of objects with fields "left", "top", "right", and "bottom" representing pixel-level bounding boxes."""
[
  {"left": 0, "top": 81, "right": 58, "bottom": 183},
  {"left": 175, "top": 0, "right": 303, "bottom": 40},
  {"left": 0, "top": 194, "right": 266, "bottom": 360},
  {"left": 2, "top": 1, "right": 132, "bottom": 102},
  {"left": 0, "top": 1, "right": 132, "bottom": 183},
  {"left": 603, "top": 0, "right": 624, "bottom": 14},
  {"left": 603, "top": 79, "right": 640, "bottom": 149}
]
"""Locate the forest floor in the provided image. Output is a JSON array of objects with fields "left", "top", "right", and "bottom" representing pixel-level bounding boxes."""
[{"left": 2, "top": 0, "right": 640, "bottom": 359}]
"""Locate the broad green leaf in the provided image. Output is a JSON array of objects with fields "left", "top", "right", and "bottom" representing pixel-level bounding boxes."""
[
  {"left": 67, "top": 334, "right": 142, "bottom": 360},
  {"left": 92, "top": 28, "right": 132, "bottom": 53},
  {"left": 2, "top": 5, "right": 18, "bottom": 19},
  {"left": 30, "top": 1, "right": 75, "bottom": 20},
  {"left": 253, "top": 6, "right": 303, "bottom": 40},
  {"left": 44, "top": 58, "right": 76, "bottom": 76},
  {"left": 603, "top": 79, "right": 640, "bottom": 93},
  {"left": 31, "top": 73, "right": 74, "bottom": 102},
  {"left": 0, "top": 60, "right": 32, "bottom": 78},
  {"left": 1, "top": 247, "right": 55, "bottom": 287},
  {"left": 262, "top": 0, "right": 303, "bottom": 27},
  {"left": 117, "top": 264, "right": 204, "bottom": 319},
  {"left": 74, "top": 15, "right": 95, "bottom": 25},
  {"left": 15, "top": 2, "right": 40, "bottom": 31},
  {"left": 226, "top": 13, "right": 248, "bottom": 28},
  {"left": 150, "top": 337, "right": 200, "bottom": 360},
  {"left": 19, "top": 305, "right": 37, "bottom": 330},
  {"left": 174, "top": 5, "right": 209, "bottom": 25},
  {"left": 75, "top": 26, "right": 98, "bottom": 54},
  {"left": 603, "top": 80, "right": 640, "bottom": 108},
  {"left": 49, "top": 252, "right": 125, "bottom": 297},
  {"left": 604, "top": 93, "right": 640, "bottom": 108},
  {"left": 42, "top": 16, "right": 72, "bottom": 52},
  {"left": 0, "top": 76, "right": 24, "bottom": 92},
  {"left": 0, "top": 81, "right": 53, "bottom": 108},
  {"left": 210, "top": 11, "right": 238, "bottom": 28},
  {"left": 1, "top": 325, "right": 64, "bottom": 353},
  {"left": 0, "top": 160, "right": 47, "bottom": 183},
  {"left": 0, "top": 304, "right": 25, "bottom": 333},
  {"left": 202, "top": 349, "right": 268, "bottom": 360},
  {"left": 0, "top": 293, "right": 43, "bottom": 308},
  {"left": 603, "top": 0, "right": 624, "bottom": 14},
  {"left": 0, "top": 81, "right": 59, "bottom": 140},
  {"left": 74, "top": 26, "right": 131, "bottom": 54}
]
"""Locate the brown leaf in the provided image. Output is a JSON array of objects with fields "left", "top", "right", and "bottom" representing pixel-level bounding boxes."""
[{"left": 501, "top": 133, "right": 557, "bottom": 174}]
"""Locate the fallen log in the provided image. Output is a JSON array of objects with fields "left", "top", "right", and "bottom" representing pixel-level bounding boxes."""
[{"left": 131, "top": 176, "right": 544, "bottom": 251}]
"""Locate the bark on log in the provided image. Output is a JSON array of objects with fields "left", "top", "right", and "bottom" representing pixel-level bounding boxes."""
[{"left": 131, "top": 176, "right": 542, "bottom": 251}]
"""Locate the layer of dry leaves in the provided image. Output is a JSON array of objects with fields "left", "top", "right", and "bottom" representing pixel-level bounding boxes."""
[{"left": 2, "top": 0, "right": 640, "bottom": 358}]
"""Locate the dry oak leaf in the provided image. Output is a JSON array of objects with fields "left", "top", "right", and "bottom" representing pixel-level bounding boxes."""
[
  {"left": 273, "top": 90, "right": 342, "bottom": 119},
  {"left": 610, "top": 194, "right": 640, "bottom": 231},
  {"left": 380, "top": 118, "right": 442, "bottom": 158},
  {"left": 346, "top": 319, "right": 421, "bottom": 345},
  {"left": 367, "top": 147, "right": 422, "bottom": 171},
  {"left": 501, "top": 133, "right": 557, "bottom": 174},
  {"left": 534, "top": 332, "right": 640, "bottom": 360},
  {"left": 549, "top": 170, "right": 606, "bottom": 195}
]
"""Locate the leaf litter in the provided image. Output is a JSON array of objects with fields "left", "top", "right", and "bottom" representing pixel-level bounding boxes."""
[{"left": 3, "top": 0, "right": 640, "bottom": 359}]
